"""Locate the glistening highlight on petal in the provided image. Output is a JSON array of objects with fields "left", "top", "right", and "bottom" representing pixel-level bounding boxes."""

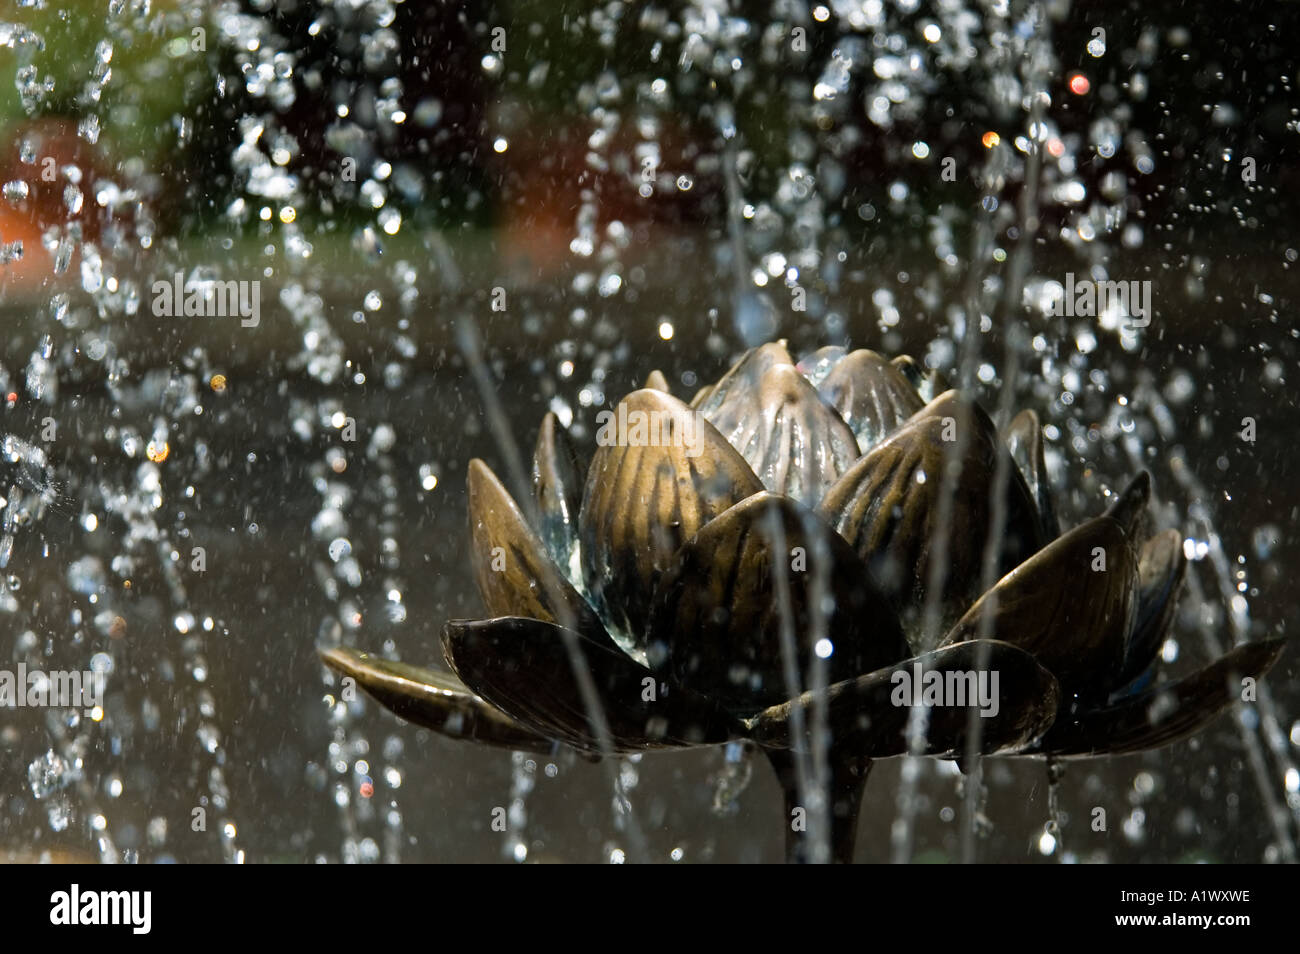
[
  {"left": 579, "top": 388, "right": 764, "bottom": 648},
  {"left": 467, "top": 458, "right": 608, "bottom": 641},
  {"left": 318, "top": 647, "right": 555, "bottom": 752}
]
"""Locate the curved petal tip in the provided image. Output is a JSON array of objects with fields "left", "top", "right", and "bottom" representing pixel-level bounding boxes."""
[
  {"left": 317, "top": 646, "right": 556, "bottom": 752},
  {"left": 1031, "top": 637, "right": 1289, "bottom": 759}
]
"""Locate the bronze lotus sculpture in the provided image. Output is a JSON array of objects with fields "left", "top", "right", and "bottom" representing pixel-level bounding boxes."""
[{"left": 320, "top": 340, "right": 1286, "bottom": 863}]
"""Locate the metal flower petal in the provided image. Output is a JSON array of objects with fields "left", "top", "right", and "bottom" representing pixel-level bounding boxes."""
[
  {"left": 468, "top": 458, "right": 606, "bottom": 639},
  {"left": 579, "top": 388, "right": 764, "bottom": 646},
  {"left": 700, "top": 353, "right": 859, "bottom": 507},
  {"left": 890, "top": 355, "right": 948, "bottom": 402},
  {"left": 814, "top": 349, "right": 925, "bottom": 455},
  {"left": 532, "top": 412, "right": 585, "bottom": 572},
  {"left": 1004, "top": 408, "right": 1060, "bottom": 539},
  {"left": 749, "top": 640, "right": 1060, "bottom": 758},
  {"left": 318, "top": 647, "right": 555, "bottom": 752},
  {"left": 644, "top": 369, "right": 671, "bottom": 392},
  {"left": 1113, "top": 528, "right": 1187, "bottom": 693},
  {"left": 696, "top": 340, "right": 795, "bottom": 415},
  {"left": 1029, "top": 637, "right": 1288, "bottom": 758},
  {"left": 889, "top": 354, "right": 925, "bottom": 390},
  {"left": 646, "top": 492, "right": 909, "bottom": 712},
  {"left": 940, "top": 512, "right": 1137, "bottom": 700},
  {"left": 442, "top": 616, "right": 739, "bottom": 753},
  {"left": 820, "top": 390, "right": 1043, "bottom": 646},
  {"left": 793, "top": 345, "right": 847, "bottom": 387},
  {"left": 1105, "top": 471, "right": 1153, "bottom": 540}
]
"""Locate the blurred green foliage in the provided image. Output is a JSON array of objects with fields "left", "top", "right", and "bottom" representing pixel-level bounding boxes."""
[{"left": 0, "top": 2, "right": 212, "bottom": 168}]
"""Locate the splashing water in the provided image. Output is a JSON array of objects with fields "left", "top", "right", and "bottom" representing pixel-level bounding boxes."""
[{"left": 0, "top": 0, "right": 1294, "bottom": 864}]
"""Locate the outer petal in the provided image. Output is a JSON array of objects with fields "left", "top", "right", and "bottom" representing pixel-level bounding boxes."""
[
  {"left": 532, "top": 413, "right": 585, "bottom": 573},
  {"left": 819, "top": 390, "right": 1043, "bottom": 647},
  {"left": 579, "top": 388, "right": 764, "bottom": 645},
  {"left": 749, "top": 640, "right": 1060, "bottom": 758},
  {"left": 815, "top": 349, "right": 925, "bottom": 455},
  {"left": 318, "top": 647, "right": 555, "bottom": 752},
  {"left": 1113, "top": 528, "right": 1187, "bottom": 692},
  {"left": 1004, "top": 409, "right": 1060, "bottom": 539},
  {"left": 442, "top": 617, "right": 739, "bottom": 753},
  {"left": 646, "top": 492, "right": 910, "bottom": 712},
  {"left": 701, "top": 357, "right": 859, "bottom": 507},
  {"left": 1029, "top": 637, "right": 1288, "bottom": 759},
  {"left": 468, "top": 459, "right": 607, "bottom": 640},
  {"left": 941, "top": 513, "right": 1137, "bottom": 700}
]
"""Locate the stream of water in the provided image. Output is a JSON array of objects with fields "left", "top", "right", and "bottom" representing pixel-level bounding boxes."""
[{"left": 0, "top": 0, "right": 1295, "bottom": 863}]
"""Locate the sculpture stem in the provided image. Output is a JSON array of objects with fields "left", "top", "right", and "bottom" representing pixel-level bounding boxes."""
[{"left": 763, "top": 746, "right": 872, "bottom": 864}]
